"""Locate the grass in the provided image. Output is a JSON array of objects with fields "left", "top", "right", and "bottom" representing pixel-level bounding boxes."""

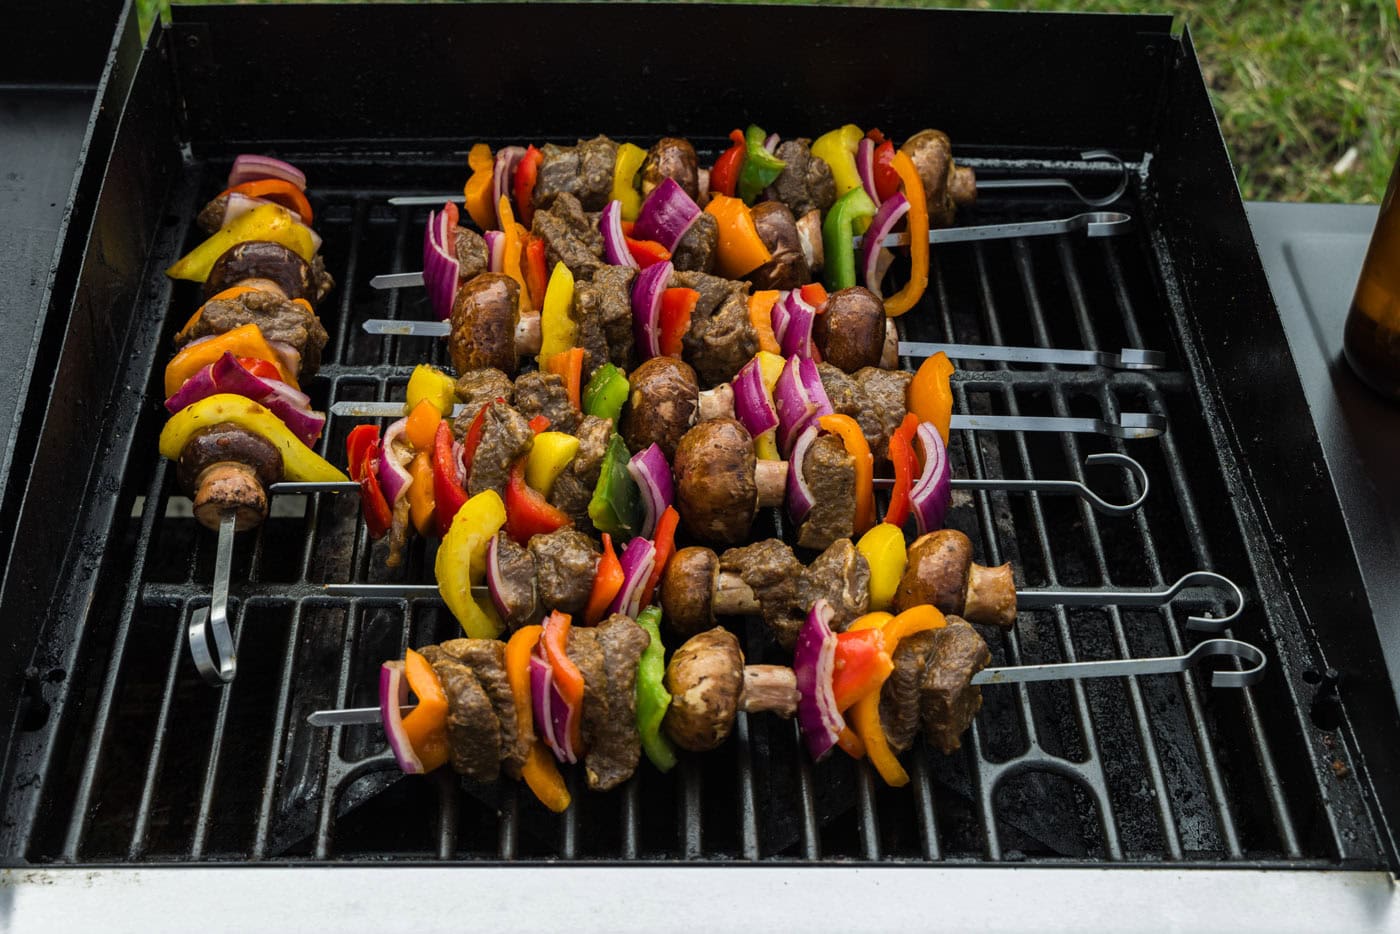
[{"left": 137, "top": 0, "right": 1400, "bottom": 203}]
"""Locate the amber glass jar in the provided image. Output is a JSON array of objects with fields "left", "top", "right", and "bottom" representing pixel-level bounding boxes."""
[{"left": 1343, "top": 155, "right": 1400, "bottom": 400}]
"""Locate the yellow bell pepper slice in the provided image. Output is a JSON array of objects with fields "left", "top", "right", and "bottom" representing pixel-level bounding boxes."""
[
  {"left": 525, "top": 431, "right": 580, "bottom": 498},
  {"left": 159, "top": 394, "right": 347, "bottom": 482},
  {"left": 705, "top": 195, "right": 772, "bottom": 279},
  {"left": 749, "top": 350, "right": 786, "bottom": 460},
  {"left": 537, "top": 260, "right": 577, "bottom": 369},
  {"left": 612, "top": 142, "right": 647, "bottom": 222},
  {"left": 463, "top": 143, "right": 496, "bottom": 231},
  {"left": 883, "top": 151, "right": 930, "bottom": 317},
  {"left": 811, "top": 125, "right": 864, "bottom": 200},
  {"left": 405, "top": 364, "right": 458, "bottom": 417},
  {"left": 166, "top": 203, "right": 315, "bottom": 282},
  {"left": 857, "top": 523, "right": 907, "bottom": 612},
  {"left": 435, "top": 490, "right": 507, "bottom": 638}
]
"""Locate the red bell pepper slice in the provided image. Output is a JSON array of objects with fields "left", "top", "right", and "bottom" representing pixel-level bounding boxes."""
[
  {"left": 659, "top": 288, "right": 698, "bottom": 358},
  {"left": 237, "top": 356, "right": 283, "bottom": 382},
  {"left": 513, "top": 145, "right": 543, "bottom": 228},
  {"left": 460, "top": 400, "right": 493, "bottom": 480},
  {"left": 884, "top": 413, "right": 920, "bottom": 529},
  {"left": 710, "top": 129, "right": 746, "bottom": 199},
  {"left": 357, "top": 442, "right": 393, "bottom": 540},
  {"left": 528, "top": 414, "right": 551, "bottom": 434},
  {"left": 872, "top": 140, "right": 901, "bottom": 203},
  {"left": 584, "top": 533, "right": 624, "bottom": 625},
  {"left": 625, "top": 236, "right": 671, "bottom": 269},
  {"left": 523, "top": 235, "right": 548, "bottom": 311},
  {"left": 346, "top": 425, "right": 379, "bottom": 483},
  {"left": 505, "top": 458, "right": 572, "bottom": 544},
  {"left": 799, "top": 282, "right": 828, "bottom": 309},
  {"left": 638, "top": 505, "right": 679, "bottom": 609},
  {"left": 432, "top": 420, "right": 469, "bottom": 537},
  {"left": 831, "top": 628, "right": 893, "bottom": 712}
]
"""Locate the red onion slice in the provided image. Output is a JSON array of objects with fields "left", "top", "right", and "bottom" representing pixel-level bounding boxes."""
[
  {"left": 633, "top": 178, "right": 701, "bottom": 251},
  {"left": 631, "top": 259, "right": 673, "bottom": 361},
  {"left": 377, "top": 417, "right": 414, "bottom": 506},
  {"left": 770, "top": 290, "right": 792, "bottom": 344},
  {"left": 484, "top": 229, "right": 505, "bottom": 274},
  {"left": 798, "top": 357, "right": 834, "bottom": 419},
  {"left": 862, "top": 192, "right": 910, "bottom": 295},
  {"left": 731, "top": 356, "right": 778, "bottom": 437},
  {"left": 529, "top": 651, "right": 564, "bottom": 761},
  {"left": 227, "top": 154, "right": 307, "bottom": 191},
  {"left": 763, "top": 133, "right": 781, "bottom": 154},
  {"left": 164, "top": 352, "right": 324, "bottom": 445},
  {"left": 423, "top": 207, "right": 460, "bottom": 321},
  {"left": 609, "top": 537, "right": 657, "bottom": 619},
  {"left": 910, "top": 421, "right": 953, "bottom": 535},
  {"left": 379, "top": 661, "right": 425, "bottom": 774},
  {"left": 773, "top": 354, "right": 815, "bottom": 455},
  {"left": 794, "top": 599, "right": 844, "bottom": 761},
  {"left": 786, "top": 423, "right": 820, "bottom": 524},
  {"left": 492, "top": 147, "right": 526, "bottom": 221},
  {"left": 626, "top": 443, "right": 674, "bottom": 539},
  {"left": 600, "top": 199, "right": 639, "bottom": 268},
  {"left": 486, "top": 534, "right": 509, "bottom": 620},
  {"left": 856, "top": 137, "right": 881, "bottom": 208},
  {"left": 779, "top": 290, "right": 818, "bottom": 359}
]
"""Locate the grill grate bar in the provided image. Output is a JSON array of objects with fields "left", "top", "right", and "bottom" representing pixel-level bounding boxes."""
[
  {"left": 60, "top": 458, "right": 172, "bottom": 861},
  {"left": 127, "top": 607, "right": 196, "bottom": 859}
]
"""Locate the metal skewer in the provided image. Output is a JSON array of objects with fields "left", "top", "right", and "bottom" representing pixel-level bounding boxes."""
[
  {"left": 305, "top": 636, "right": 1267, "bottom": 727},
  {"left": 321, "top": 569, "right": 1242, "bottom": 632},
  {"left": 326, "top": 399, "right": 1165, "bottom": 440},
  {"left": 285, "top": 452, "right": 1148, "bottom": 516},
  {"left": 367, "top": 210, "right": 1133, "bottom": 291},
  {"left": 189, "top": 510, "right": 238, "bottom": 685},
  {"left": 384, "top": 150, "right": 1130, "bottom": 211},
  {"left": 354, "top": 318, "right": 1164, "bottom": 371}
]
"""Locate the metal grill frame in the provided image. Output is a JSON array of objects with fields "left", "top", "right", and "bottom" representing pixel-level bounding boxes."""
[{"left": 0, "top": 3, "right": 1395, "bottom": 877}]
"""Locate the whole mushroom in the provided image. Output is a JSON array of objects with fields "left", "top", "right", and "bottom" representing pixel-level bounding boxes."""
[
  {"left": 672, "top": 418, "right": 786, "bottom": 545},
  {"left": 450, "top": 272, "right": 521, "bottom": 375},
  {"left": 662, "top": 627, "right": 797, "bottom": 752},
  {"left": 892, "top": 529, "right": 1016, "bottom": 629}
]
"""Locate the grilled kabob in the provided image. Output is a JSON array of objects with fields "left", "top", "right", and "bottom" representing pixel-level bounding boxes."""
[
  {"left": 365, "top": 596, "right": 990, "bottom": 813},
  {"left": 158, "top": 155, "right": 347, "bottom": 530}
]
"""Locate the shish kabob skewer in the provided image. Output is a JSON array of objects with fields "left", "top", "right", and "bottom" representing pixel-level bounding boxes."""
[
  {"left": 306, "top": 598, "right": 1265, "bottom": 813},
  {"left": 155, "top": 155, "right": 353, "bottom": 685}
]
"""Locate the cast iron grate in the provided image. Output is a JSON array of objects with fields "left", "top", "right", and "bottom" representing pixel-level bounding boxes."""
[{"left": 3, "top": 152, "right": 1375, "bottom": 866}]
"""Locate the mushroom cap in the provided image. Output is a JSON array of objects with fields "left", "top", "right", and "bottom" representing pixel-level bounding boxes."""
[
  {"left": 814, "top": 287, "right": 886, "bottom": 373},
  {"left": 204, "top": 241, "right": 316, "bottom": 303},
  {"left": 673, "top": 418, "right": 758, "bottom": 545},
  {"left": 450, "top": 273, "right": 521, "bottom": 375},
  {"left": 641, "top": 137, "right": 700, "bottom": 201},
  {"left": 663, "top": 627, "right": 744, "bottom": 752},
  {"left": 747, "top": 202, "right": 810, "bottom": 291},
  {"left": 659, "top": 546, "right": 719, "bottom": 638},
  {"left": 893, "top": 529, "right": 974, "bottom": 616},
  {"left": 621, "top": 356, "right": 699, "bottom": 461},
  {"left": 177, "top": 422, "right": 284, "bottom": 493}
]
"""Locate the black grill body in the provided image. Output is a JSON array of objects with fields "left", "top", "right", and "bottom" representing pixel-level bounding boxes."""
[{"left": 0, "top": 2, "right": 1396, "bottom": 881}]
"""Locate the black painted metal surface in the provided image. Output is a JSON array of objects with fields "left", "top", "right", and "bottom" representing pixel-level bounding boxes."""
[{"left": 0, "top": 4, "right": 1393, "bottom": 870}]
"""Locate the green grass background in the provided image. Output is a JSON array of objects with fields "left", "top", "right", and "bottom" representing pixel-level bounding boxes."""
[{"left": 137, "top": 0, "right": 1400, "bottom": 203}]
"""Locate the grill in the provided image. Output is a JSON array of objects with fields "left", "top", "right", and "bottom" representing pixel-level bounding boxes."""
[{"left": 2, "top": 0, "right": 1397, "bottom": 918}]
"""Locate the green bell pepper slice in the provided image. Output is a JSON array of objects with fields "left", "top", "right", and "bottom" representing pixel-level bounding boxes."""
[
  {"left": 822, "top": 186, "right": 879, "bottom": 291},
  {"left": 583, "top": 362, "right": 629, "bottom": 423},
  {"left": 635, "top": 606, "right": 677, "bottom": 772},
  {"left": 588, "top": 433, "right": 643, "bottom": 540},
  {"left": 737, "top": 125, "right": 786, "bottom": 205}
]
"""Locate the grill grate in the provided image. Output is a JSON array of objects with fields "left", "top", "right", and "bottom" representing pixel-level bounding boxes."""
[{"left": 3, "top": 154, "right": 1379, "bottom": 867}]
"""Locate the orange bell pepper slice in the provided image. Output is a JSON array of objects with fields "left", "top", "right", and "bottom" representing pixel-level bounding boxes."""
[
  {"left": 882, "top": 151, "right": 929, "bottom": 317},
  {"left": 402, "top": 648, "right": 451, "bottom": 773},
  {"left": 505, "top": 625, "right": 572, "bottom": 812},
  {"left": 497, "top": 196, "right": 532, "bottom": 314},
  {"left": 747, "top": 291, "right": 782, "bottom": 354},
  {"left": 223, "top": 178, "right": 314, "bottom": 224},
  {"left": 407, "top": 452, "right": 436, "bottom": 537},
  {"left": 541, "top": 610, "right": 585, "bottom": 751},
  {"left": 164, "top": 322, "right": 297, "bottom": 397},
  {"left": 908, "top": 351, "right": 955, "bottom": 445},
  {"left": 799, "top": 283, "right": 828, "bottom": 308},
  {"left": 546, "top": 347, "right": 584, "bottom": 411},
  {"left": 818, "top": 413, "right": 875, "bottom": 534},
  {"left": 404, "top": 399, "right": 442, "bottom": 452},
  {"left": 831, "top": 628, "right": 894, "bottom": 712},
  {"left": 639, "top": 505, "right": 679, "bottom": 609},
  {"left": 584, "top": 532, "right": 624, "bottom": 625},
  {"left": 705, "top": 194, "right": 772, "bottom": 279},
  {"left": 463, "top": 143, "right": 496, "bottom": 230}
]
